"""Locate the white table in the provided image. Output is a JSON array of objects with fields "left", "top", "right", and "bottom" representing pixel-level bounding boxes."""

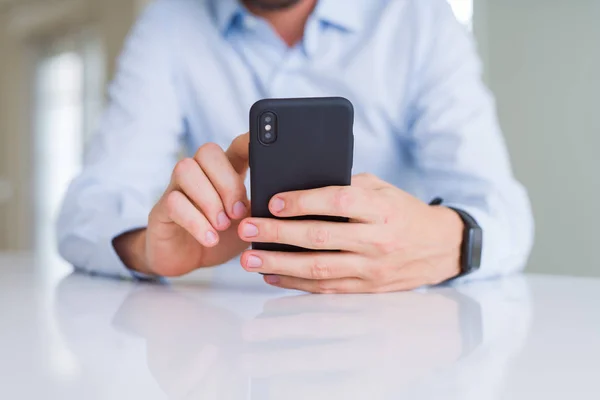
[{"left": 1, "top": 253, "right": 599, "bottom": 399}]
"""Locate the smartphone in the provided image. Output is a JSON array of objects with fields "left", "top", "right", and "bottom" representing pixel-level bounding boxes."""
[{"left": 249, "top": 97, "right": 354, "bottom": 252}]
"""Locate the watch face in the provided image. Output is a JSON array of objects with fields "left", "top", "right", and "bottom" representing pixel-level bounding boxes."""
[{"left": 467, "top": 228, "right": 483, "bottom": 269}]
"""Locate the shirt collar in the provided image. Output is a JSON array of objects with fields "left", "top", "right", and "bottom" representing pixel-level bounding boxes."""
[
  {"left": 313, "top": 0, "right": 365, "bottom": 32},
  {"left": 210, "top": 0, "right": 366, "bottom": 35},
  {"left": 210, "top": 0, "right": 245, "bottom": 35}
]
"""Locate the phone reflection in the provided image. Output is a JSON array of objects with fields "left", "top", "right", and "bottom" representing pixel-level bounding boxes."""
[
  {"left": 54, "top": 274, "right": 531, "bottom": 400},
  {"left": 239, "top": 290, "right": 481, "bottom": 399}
]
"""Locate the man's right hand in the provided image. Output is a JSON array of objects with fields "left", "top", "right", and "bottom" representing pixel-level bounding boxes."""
[{"left": 113, "top": 133, "right": 251, "bottom": 277}]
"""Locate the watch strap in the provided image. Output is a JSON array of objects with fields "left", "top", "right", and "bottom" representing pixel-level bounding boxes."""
[{"left": 429, "top": 198, "right": 483, "bottom": 279}]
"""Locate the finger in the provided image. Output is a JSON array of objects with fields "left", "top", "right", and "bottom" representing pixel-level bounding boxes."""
[
  {"left": 225, "top": 132, "right": 250, "bottom": 175},
  {"left": 263, "top": 275, "right": 367, "bottom": 294},
  {"left": 242, "top": 312, "right": 372, "bottom": 343},
  {"left": 241, "top": 336, "right": 377, "bottom": 378},
  {"left": 163, "top": 190, "right": 219, "bottom": 247},
  {"left": 239, "top": 218, "right": 375, "bottom": 252},
  {"left": 194, "top": 143, "right": 248, "bottom": 220},
  {"left": 171, "top": 158, "right": 231, "bottom": 231},
  {"left": 261, "top": 294, "right": 368, "bottom": 314},
  {"left": 241, "top": 250, "right": 368, "bottom": 280},
  {"left": 269, "top": 186, "right": 382, "bottom": 223},
  {"left": 260, "top": 291, "right": 435, "bottom": 317}
]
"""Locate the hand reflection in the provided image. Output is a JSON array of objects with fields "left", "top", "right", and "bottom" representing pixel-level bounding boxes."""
[
  {"left": 240, "top": 290, "right": 482, "bottom": 399},
  {"left": 112, "top": 287, "right": 248, "bottom": 399},
  {"left": 108, "top": 284, "right": 481, "bottom": 399},
  {"left": 113, "top": 287, "right": 483, "bottom": 400},
  {"left": 54, "top": 272, "right": 531, "bottom": 400}
]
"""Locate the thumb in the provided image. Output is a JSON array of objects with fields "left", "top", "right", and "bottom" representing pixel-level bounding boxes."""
[{"left": 226, "top": 132, "right": 250, "bottom": 175}]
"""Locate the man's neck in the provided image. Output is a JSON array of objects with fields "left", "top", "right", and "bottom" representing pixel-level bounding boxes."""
[{"left": 243, "top": 0, "right": 318, "bottom": 47}]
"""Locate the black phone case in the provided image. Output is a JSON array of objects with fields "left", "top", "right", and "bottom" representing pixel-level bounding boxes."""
[{"left": 249, "top": 97, "right": 354, "bottom": 252}]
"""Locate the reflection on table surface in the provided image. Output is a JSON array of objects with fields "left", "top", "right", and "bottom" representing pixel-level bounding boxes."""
[{"left": 50, "top": 271, "right": 533, "bottom": 400}]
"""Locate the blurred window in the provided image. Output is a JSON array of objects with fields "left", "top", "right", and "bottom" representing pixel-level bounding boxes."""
[
  {"left": 33, "top": 31, "right": 104, "bottom": 271},
  {"left": 448, "top": 0, "right": 473, "bottom": 29}
]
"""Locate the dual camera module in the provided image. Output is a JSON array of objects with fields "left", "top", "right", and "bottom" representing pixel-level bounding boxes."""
[{"left": 259, "top": 112, "right": 278, "bottom": 145}]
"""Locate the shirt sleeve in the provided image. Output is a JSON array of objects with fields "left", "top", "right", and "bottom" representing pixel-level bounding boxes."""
[
  {"left": 57, "top": 3, "right": 183, "bottom": 279},
  {"left": 407, "top": 0, "right": 534, "bottom": 282}
]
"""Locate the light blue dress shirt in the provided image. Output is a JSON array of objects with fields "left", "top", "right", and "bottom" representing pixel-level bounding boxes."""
[{"left": 57, "top": 0, "right": 534, "bottom": 282}]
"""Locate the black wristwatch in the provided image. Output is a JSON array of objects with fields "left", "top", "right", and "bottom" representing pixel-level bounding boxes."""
[{"left": 430, "top": 198, "right": 483, "bottom": 279}]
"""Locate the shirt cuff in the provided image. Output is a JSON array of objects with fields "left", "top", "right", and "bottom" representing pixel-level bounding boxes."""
[{"left": 70, "top": 216, "right": 162, "bottom": 282}]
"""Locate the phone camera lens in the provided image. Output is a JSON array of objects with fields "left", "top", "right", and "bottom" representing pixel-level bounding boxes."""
[{"left": 259, "top": 112, "right": 277, "bottom": 145}]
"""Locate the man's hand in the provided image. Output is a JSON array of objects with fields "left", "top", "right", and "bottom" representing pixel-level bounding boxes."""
[
  {"left": 238, "top": 173, "right": 464, "bottom": 293},
  {"left": 114, "top": 133, "right": 251, "bottom": 277}
]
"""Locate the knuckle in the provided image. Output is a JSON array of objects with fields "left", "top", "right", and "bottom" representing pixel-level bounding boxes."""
[
  {"left": 309, "top": 258, "right": 332, "bottom": 280},
  {"left": 292, "top": 195, "right": 308, "bottom": 215},
  {"left": 172, "top": 158, "right": 195, "bottom": 180},
  {"left": 225, "top": 178, "right": 245, "bottom": 200},
  {"left": 196, "top": 142, "right": 222, "bottom": 161},
  {"left": 307, "top": 226, "right": 330, "bottom": 248},
  {"left": 267, "top": 221, "right": 281, "bottom": 242},
  {"left": 367, "top": 264, "right": 391, "bottom": 283},
  {"left": 374, "top": 237, "right": 398, "bottom": 256},
  {"left": 164, "top": 191, "right": 182, "bottom": 220},
  {"left": 264, "top": 253, "right": 282, "bottom": 273},
  {"left": 332, "top": 187, "right": 355, "bottom": 213},
  {"left": 184, "top": 216, "right": 201, "bottom": 234}
]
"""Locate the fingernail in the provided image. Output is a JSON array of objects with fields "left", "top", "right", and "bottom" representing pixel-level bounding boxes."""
[
  {"left": 246, "top": 255, "right": 263, "bottom": 268},
  {"left": 271, "top": 198, "right": 285, "bottom": 213},
  {"left": 265, "top": 275, "right": 280, "bottom": 285},
  {"left": 205, "top": 231, "right": 218, "bottom": 245},
  {"left": 242, "top": 223, "right": 259, "bottom": 238},
  {"left": 233, "top": 201, "right": 247, "bottom": 219},
  {"left": 217, "top": 211, "right": 230, "bottom": 228}
]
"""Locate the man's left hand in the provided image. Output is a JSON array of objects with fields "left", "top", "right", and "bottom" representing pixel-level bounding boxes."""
[{"left": 238, "top": 173, "right": 465, "bottom": 293}]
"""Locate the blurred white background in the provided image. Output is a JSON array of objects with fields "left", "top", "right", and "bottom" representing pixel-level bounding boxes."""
[{"left": 0, "top": 0, "right": 598, "bottom": 278}]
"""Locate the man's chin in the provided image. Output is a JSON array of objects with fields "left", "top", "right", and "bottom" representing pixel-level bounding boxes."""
[{"left": 245, "top": 0, "right": 303, "bottom": 11}]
